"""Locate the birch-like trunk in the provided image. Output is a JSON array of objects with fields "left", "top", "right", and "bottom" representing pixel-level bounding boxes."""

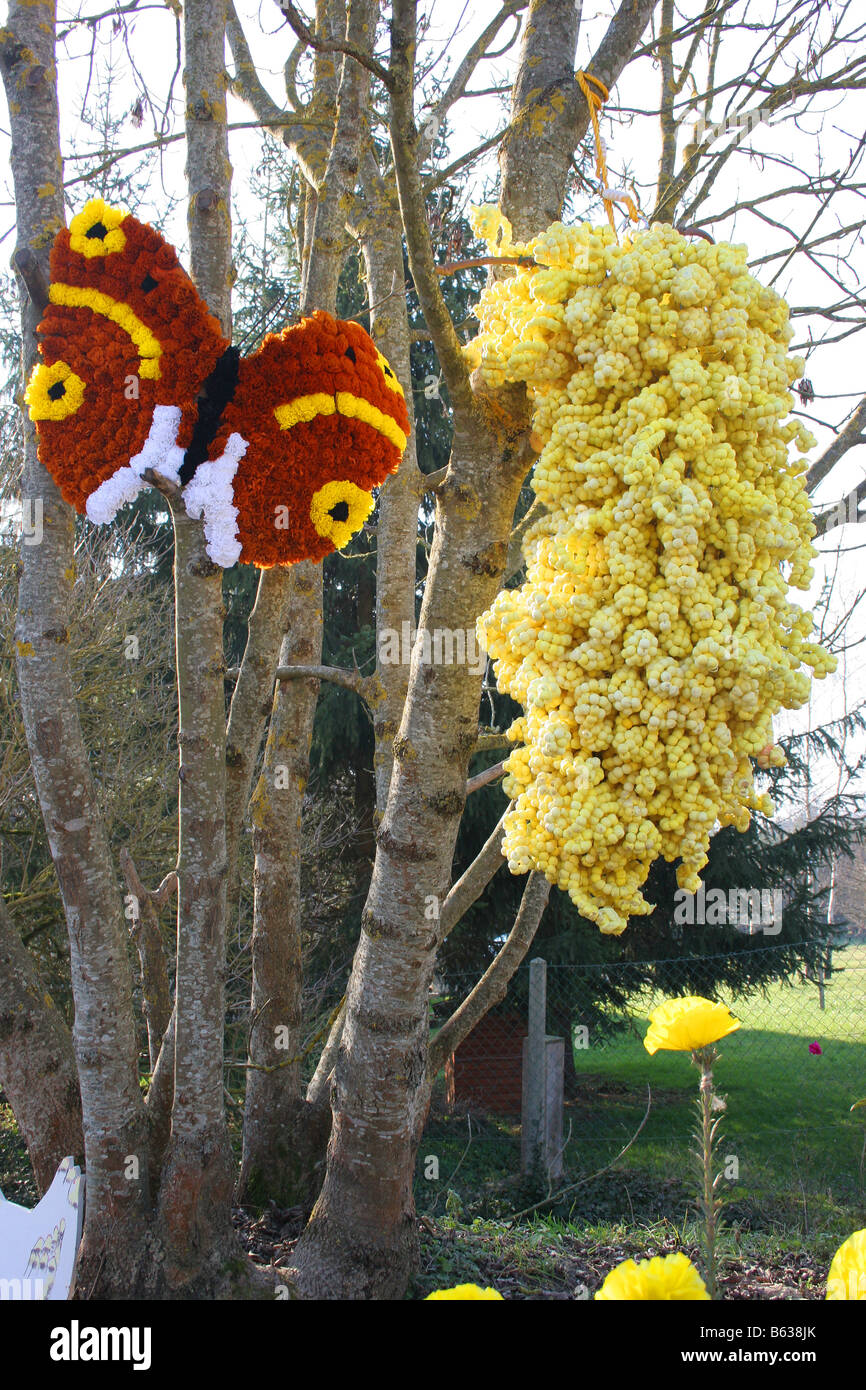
[
  {"left": 237, "top": 561, "right": 328, "bottom": 1207},
  {"left": 149, "top": 0, "right": 267, "bottom": 1294},
  {"left": 291, "top": 426, "right": 530, "bottom": 1297},
  {"left": 2, "top": 0, "right": 151, "bottom": 1290},
  {"left": 359, "top": 182, "right": 421, "bottom": 813}
]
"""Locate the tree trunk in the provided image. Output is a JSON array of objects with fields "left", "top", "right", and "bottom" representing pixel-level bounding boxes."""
[
  {"left": 360, "top": 189, "right": 421, "bottom": 814},
  {"left": 291, "top": 426, "right": 531, "bottom": 1297},
  {"left": 237, "top": 0, "right": 376, "bottom": 1207},
  {"left": 237, "top": 561, "right": 326, "bottom": 1209},
  {"left": 2, "top": 0, "right": 152, "bottom": 1293},
  {"left": 290, "top": 0, "right": 658, "bottom": 1299},
  {"left": 145, "top": 0, "right": 270, "bottom": 1296},
  {"left": 152, "top": 499, "right": 238, "bottom": 1291}
]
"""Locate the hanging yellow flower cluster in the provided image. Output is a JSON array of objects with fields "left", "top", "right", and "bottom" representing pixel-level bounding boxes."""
[{"left": 470, "top": 208, "right": 835, "bottom": 936}]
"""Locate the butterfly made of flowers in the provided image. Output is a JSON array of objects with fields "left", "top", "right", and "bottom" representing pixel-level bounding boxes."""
[{"left": 25, "top": 199, "right": 410, "bottom": 568}]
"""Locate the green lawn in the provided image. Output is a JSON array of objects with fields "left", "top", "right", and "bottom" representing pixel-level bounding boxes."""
[{"left": 419, "top": 944, "right": 866, "bottom": 1244}]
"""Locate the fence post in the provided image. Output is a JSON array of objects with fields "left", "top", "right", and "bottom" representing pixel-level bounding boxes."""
[
  {"left": 522, "top": 958, "right": 547, "bottom": 1174},
  {"left": 521, "top": 958, "right": 564, "bottom": 1180}
]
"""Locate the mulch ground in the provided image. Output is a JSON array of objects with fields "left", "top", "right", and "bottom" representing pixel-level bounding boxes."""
[{"left": 233, "top": 1205, "right": 825, "bottom": 1299}]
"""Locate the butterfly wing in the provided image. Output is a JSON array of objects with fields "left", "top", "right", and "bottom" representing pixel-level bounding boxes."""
[
  {"left": 26, "top": 198, "right": 228, "bottom": 522},
  {"left": 183, "top": 312, "right": 410, "bottom": 568}
]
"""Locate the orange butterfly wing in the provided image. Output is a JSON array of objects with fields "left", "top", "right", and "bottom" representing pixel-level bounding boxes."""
[
  {"left": 26, "top": 203, "right": 410, "bottom": 568},
  {"left": 26, "top": 199, "right": 227, "bottom": 520},
  {"left": 183, "top": 312, "right": 410, "bottom": 567}
]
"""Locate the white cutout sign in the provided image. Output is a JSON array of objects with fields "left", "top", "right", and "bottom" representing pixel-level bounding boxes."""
[{"left": 0, "top": 1156, "right": 84, "bottom": 1300}]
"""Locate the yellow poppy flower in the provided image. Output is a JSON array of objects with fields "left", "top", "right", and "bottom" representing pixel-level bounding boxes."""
[
  {"left": 826, "top": 1229, "right": 866, "bottom": 1300},
  {"left": 309, "top": 479, "right": 374, "bottom": 549},
  {"left": 644, "top": 995, "right": 740, "bottom": 1055},
  {"left": 25, "top": 360, "right": 86, "bottom": 422},
  {"left": 69, "top": 197, "right": 127, "bottom": 258},
  {"left": 425, "top": 1283, "right": 504, "bottom": 1300},
  {"left": 595, "top": 1252, "right": 710, "bottom": 1301}
]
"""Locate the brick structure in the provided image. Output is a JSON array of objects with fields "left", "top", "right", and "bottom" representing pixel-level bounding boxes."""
[{"left": 444, "top": 1013, "right": 527, "bottom": 1114}]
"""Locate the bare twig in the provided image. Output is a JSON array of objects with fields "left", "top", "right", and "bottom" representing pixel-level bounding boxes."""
[
  {"left": 430, "top": 869, "right": 551, "bottom": 1075},
  {"left": 466, "top": 760, "right": 505, "bottom": 795},
  {"left": 119, "top": 847, "right": 173, "bottom": 1069},
  {"left": 506, "top": 1085, "right": 653, "bottom": 1224}
]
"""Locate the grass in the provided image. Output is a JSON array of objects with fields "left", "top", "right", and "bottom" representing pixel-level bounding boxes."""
[
  {"left": 410, "top": 1207, "right": 836, "bottom": 1299},
  {"left": 418, "top": 943, "right": 866, "bottom": 1249},
  {"left": 567, "top": 943, "right": 866, "bottom": 1221},
  {"left": 3, "top": 946, "right": 863, "bottom": 1298}
]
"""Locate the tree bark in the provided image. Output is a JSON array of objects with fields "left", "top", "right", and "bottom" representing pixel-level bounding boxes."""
[
  {"left": 290, "top": 425, "right": 530, "bottom": 1297},
  {"left": 237, "top": 0, "right": 376, "bottom": 1208},
  {"left": 500, "top": 0, "right": 659, "bottom": 238},
  {"left": 148, "top": 0, "right": 267, "bottom": 1296},
  {"left": 237, "top": 561, "right": 326, "bottom": 1208},
  {"left": 154, "top": 497, "right": 238, "bottom": 1290},
  {"left": 357, "top": 175, "right": 421, "bottom": 813},
  {"left": 119, "top": 850, "right": 172, "bottom": 1070},
  {"left": 224, "top": 569, "right": 293, "bottom": 909},
  {"left": 290, "top": 0, "right": 659, "bottom": 1299},
  {"left": 2, "top": 0, "right": 152, "bottom": 1291}
]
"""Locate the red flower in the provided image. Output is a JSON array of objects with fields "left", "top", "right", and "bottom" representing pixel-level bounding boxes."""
[{"left": 809, "top": 1042, "right": 822, "bottom": 1055}]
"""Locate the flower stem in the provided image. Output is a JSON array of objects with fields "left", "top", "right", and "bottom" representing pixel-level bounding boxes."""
[{"left": 694, "top": 1046, "right": 719, "bottom": 1299}]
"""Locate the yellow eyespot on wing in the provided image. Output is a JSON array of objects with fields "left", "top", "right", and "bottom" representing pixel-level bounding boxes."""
[
  {"left": 334, "top": 392, "right": 407, "bottom": 451},
  {"left": 68, "top": 197, "right": 128, "bottom": 258},
  {"left": 375, "top": 349, "right": 405, "bottom": 400},
  {"left": 274, "top": 393, "right": 337, "bottom": 430},
  {"left": 25, "top": 360, "right": 86, "bottom": 421},
  {"left": 309, "top": 479, "right": 374, "bottom": 549},
  {"left": 48, "top": 283, "right": 161, "bottom": 378}
]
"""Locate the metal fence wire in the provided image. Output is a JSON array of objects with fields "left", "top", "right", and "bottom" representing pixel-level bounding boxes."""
[{"left": 420, "top": 939, "right": 866, "bottom": 1210}]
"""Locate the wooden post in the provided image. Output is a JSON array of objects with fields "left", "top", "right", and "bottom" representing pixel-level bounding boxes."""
[
  {"left": 521, "top": 957, "right": 565, "bottom": 1179},
  {"left": 522, "top": 958, "right": 547, "bottom": 1174},
  {"left": 544, "top": 1036, "right": 565, "bottom": 1181}
]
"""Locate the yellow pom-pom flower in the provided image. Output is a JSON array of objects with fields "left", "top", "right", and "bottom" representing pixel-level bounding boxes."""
[
  {"left": 644, "top": 996, "right": 740, "bottom": 1055},
  {"left": 309, "top": 479, "right": 375, "bottom": 550},
  {"left": 68, "top": 197, "right": 127, "bottom": 258},
  {"left": 826, "top": 1229, "right": 866, "bottom": 1300},
  {"left": 25, "top": 359, "right": 86, "bottom": 422},
  {"left": 425, "top": 1283, "right": 504, "bottom": 1300},
  {"left": 595, "top": 1252, "right": 710, "bottom": 1300}
]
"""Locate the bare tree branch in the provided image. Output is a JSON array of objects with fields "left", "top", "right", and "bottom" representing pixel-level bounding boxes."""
[
  {"left": 466, "top": 760, "right": 505, "bottom": 795},
  {"left": 429, "top": 869, "right": 550, "bottom": 1075},
  {"left": 439, "top": 807, "right": 510, "bottom": 939},
  {"left": 388, "top": 0, "right": 479, "bottom": 424},
  {"left": 274, "top": 0, "right": 392, "bottom": 89},
  {"left": 807, "top": 394, "right": 866, "bottom": 493}
]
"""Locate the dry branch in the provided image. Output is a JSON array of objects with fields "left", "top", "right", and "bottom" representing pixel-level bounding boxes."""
[
  {"left": 119, "top": 848, "right": 173, "bottom": 1069},
  {"left": 429, "top": 869, "right": 551, "bottom": 1074}
]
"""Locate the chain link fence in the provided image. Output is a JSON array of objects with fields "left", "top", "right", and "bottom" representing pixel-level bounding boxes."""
[{"left": 419, "top": 940, "right": 866, "bottom": 1218}]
